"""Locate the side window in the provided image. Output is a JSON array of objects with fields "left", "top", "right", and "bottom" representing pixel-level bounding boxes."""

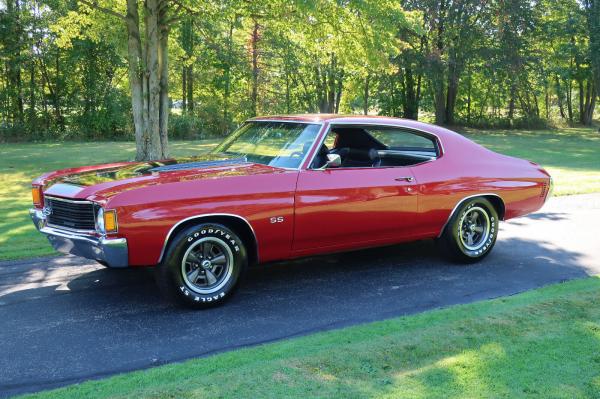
[{"left": 368, "top": 128, "right": 437, "bottom": 154}]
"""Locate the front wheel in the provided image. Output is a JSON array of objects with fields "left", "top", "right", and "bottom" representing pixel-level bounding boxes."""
[
  {"left": 439, "top": 197, "right": 499, "bottom": 263},
  {"left": 155, "top": 223, "right": 247, "bottom": 308}
]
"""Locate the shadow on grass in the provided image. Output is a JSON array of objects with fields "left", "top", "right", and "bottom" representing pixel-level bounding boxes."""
[{"left": 0, "top": 235, "right": 596, "bottom": 397}]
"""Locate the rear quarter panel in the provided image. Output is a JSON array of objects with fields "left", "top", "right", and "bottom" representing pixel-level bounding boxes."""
[{"left": 411, "top": 129, "right": 550, "bottom": 237}]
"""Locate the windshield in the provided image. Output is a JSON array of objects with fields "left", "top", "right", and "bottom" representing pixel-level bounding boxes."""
[{"left": 212, "top": 121, "right": 321, "bottom": 169}]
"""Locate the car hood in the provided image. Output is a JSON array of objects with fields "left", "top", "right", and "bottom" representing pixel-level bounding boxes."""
[{"left": 39, "top": 154, "right": 288, "bottom": 202}]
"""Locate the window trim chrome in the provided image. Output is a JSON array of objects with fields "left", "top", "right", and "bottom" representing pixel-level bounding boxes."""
[{"left": 303, "top": 121, "right": 445, "bottom": 171}]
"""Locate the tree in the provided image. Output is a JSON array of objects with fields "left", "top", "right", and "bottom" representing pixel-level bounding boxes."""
[
  {"left": 75, "top": 0, "right": 176, "bottom": 160},
  {"left": 583, "top": 0, "right": 599, "bottom": 125}
]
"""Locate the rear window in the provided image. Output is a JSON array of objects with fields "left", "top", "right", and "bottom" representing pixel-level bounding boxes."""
[{"left": 367, "top": 128, "right": 437, "bottom": 152}]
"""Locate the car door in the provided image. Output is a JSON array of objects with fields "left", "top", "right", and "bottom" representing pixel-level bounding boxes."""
[{"left": 292, "top": 166, "right": 418, "bottom": 252}]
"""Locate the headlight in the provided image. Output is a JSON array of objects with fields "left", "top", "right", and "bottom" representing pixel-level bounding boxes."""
[
  {"left": 97, "top": 208, "right": 105, "bottom": 233},
  {"left": 96, "top": 208, "right": 118, "bottom": 234}
]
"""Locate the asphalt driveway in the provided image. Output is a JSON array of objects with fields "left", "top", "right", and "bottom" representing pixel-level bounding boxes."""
[{"left": 1, "top": 193, "right": 599, "bottom": 397}]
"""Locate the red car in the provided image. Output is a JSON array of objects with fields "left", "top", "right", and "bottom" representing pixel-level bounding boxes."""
[{"left": 30, "top": 115, "right": 552, "bottom": 308}]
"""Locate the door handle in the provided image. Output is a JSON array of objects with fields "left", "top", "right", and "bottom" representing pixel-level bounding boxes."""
[{"left": 395, "top": 176, "right": 414, "bottom": 182}]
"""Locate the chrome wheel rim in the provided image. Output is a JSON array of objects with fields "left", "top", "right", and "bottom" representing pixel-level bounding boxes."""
[
  {"left": 459, "top": 206, "right": 491, "bottom": 251},
  {"left": 181, "top": 237, "right": 234, "bottom": 295}
]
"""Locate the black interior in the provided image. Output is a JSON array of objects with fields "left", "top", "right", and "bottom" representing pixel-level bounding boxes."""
[{"left": 310, "top": 126, "right": 438, "bottom": 169}]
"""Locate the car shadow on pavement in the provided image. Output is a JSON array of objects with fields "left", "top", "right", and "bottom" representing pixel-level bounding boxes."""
[
  {"left": 505, "top": 211, "right": 569, "bottom": 226},
  {"left": 0, "top": 236, "right": 595, "bottom": 398}
]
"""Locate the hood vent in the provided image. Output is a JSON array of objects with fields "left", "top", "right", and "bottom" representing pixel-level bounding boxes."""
[{"left": 149, "top": 158, "right": 247, "bottom": 173}]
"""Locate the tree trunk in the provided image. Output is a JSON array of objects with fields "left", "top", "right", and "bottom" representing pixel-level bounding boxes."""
[
  {"left": 581, "top": 80, "right": 596, "bottom": 126},
  {"left": 508, "top": 82, "right": 516, "bottom": 123},
  {"left": 445, "top": 49, "right": 460, "bottom": 125},
  {"left": 6, "top": 0, "right": 24, "bottom": 125},
  {"left": 186, "top": 65, "right": 193, "bottom": 112},
  {"left": 145, "top": 0, "right": 162, "bottom": 159},
  {"left": 159, "top": 16, "right": 169, "bottom": 157},
  {"left": 555, "top": 76, "right": 566, "bottom": 119},
  {"left": 585, "top": 1, "right": 600, "bottom": 102},
  {"left": 182, "top": 66, "right": 187, "bottom": 112},
  {"left": 250, "top": 20, "right": 260, "bottom": 117},
  {"left": 544, "top": 80, "right": 549, "bottom": 120},
  {"left": 223, "top": 20, "right": 234, "bottom": 131},
  {"left": 402, "top": 66, "right": 419, "bottom": 120},
  {"left": 363, "top": 74, "right": 370, "bottom": 115},
  {"left": 578, "top": 79, "right": 584, "bottom": 123},
  {"left": 125, "top": 0, "right": 148, "bottom": 160},
  {"left": 445, "top": 71, "right": 459, "bottom": 124},
  {"left": 566, "top": 78, "right": 573, "bottom": 123},
  {"left": 29, "top": 60, "right": 35, "bottom": 126}
]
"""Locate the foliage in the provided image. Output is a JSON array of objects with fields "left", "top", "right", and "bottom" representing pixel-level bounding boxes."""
[{"left": 0, "top": 0, "right": 597, "bottom": 145}]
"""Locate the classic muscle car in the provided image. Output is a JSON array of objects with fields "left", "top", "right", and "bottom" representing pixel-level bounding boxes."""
[{"left": 30, "top": 115, "right": 552, "bottom": 308}]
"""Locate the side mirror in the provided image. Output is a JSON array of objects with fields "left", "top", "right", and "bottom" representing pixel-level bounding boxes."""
[{"left": 322, "top": 153, "right": 341, "bottom": 169}]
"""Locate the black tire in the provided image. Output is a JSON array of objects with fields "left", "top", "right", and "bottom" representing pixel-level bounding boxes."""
[
  {"left": 155, "top": 223, "right": 247, "bottom": 309},
  {"left": 439, "top": 197, "right": 499, "bottom": 263}
]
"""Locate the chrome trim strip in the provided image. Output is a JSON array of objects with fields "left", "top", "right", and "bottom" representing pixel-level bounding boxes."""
[
  {"left": 248, "top": 119, "right": 325, "bottom": 125},
  {"left": 158, "top": 213, "right": 259, "bottom": 264},
  {"left": 302, "top": 122, "right": 332, "bottom": 169},
  {"left": 40, "top": 226, "right": 102, "bottom": 243},
  {"left": 44, "top": 195, "right": 95, "bottom": 204},
  {"left": 437, "top": 193, "right": 504, "bottom": 238},
  {"left": 46, "top": 223, "right": 97, "bottom": 234}
]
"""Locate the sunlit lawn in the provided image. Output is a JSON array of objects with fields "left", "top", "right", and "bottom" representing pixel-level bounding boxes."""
[
  {"left": 20, "top": 276, "right": 600, "bottom": 398},
  {"left": 1, "top": 126, "right": 599, "bottom": 261},
  {"left": 461, "top": 126, "right": 600, "bottom": 196}
]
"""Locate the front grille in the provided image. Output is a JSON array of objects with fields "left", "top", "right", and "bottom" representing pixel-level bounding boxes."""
[{"left": 46, "top": 197, "right": 97, "bottom": 231}]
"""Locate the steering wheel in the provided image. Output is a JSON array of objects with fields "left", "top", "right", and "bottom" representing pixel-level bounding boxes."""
[{"left": 289, "top": 151, "right": 304, "bottom": 158}]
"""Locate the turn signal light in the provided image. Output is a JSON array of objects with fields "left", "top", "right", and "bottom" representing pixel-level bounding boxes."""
[
  {"left": 32, "top": 186, "right": 43, "bottom": 206},
  {"left": 104, "top": 210, "right": 118, "bottom": 233}
]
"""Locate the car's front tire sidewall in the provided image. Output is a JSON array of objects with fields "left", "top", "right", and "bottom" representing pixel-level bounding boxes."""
[{"left": 157, "top": 223, "right": 247, "bottom": 309}]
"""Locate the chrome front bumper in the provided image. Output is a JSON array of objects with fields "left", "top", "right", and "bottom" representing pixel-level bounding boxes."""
[{"left": 30, "top": 209, "right": 129, "bottom": 268}]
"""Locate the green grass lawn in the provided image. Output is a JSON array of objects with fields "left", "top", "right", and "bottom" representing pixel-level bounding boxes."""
[
  {"left": 19, "top": 276, "right": 600, "bottom": 399},
  {"left": 461, "top": 126, "right": 600, "bottom": 196},
  {"left": 1, "top": 126, "right": 599, "bottom": 261},
  {"left": 0, "top": 140, "right": 218, "bottom": 261}
]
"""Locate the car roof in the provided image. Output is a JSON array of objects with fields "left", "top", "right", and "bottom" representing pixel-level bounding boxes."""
[
  {"left": 246, "top": 114, "right": 470, "bottom": 144},
  {"left": 248, "top": 114, "right": 407, "bottom": 123}
]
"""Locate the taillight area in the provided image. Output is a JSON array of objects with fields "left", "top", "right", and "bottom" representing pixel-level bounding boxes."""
[{"left": 32, "top": 186, "right": 44, "bottom": 208}]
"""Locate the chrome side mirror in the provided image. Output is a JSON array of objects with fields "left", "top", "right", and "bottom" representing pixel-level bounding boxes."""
[{"left": 322, "top": 153, "right": 341, "bottom": 169}]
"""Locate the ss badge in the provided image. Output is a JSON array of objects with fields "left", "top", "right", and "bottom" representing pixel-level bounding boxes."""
[{"left": 270, "top": 216, "right": 284, "bottom": 224}]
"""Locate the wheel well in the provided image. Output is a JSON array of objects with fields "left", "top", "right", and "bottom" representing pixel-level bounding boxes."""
[
  {"left": 483, "top": 195, "right": 505, "bottom": 220},
  {"left": 161, "top": 215, "right": 259, "bottom": 266},
  {"left": 438, "top": 194, "right": 506, "bottom": 237}
]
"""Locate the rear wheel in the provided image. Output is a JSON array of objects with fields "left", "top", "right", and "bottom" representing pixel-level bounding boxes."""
[
  {"left": 155, "top": 223, "right": 247, "bottom": 308},
  {"left": 439, "top": 197, "right": 499, "bottom": 263}
]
